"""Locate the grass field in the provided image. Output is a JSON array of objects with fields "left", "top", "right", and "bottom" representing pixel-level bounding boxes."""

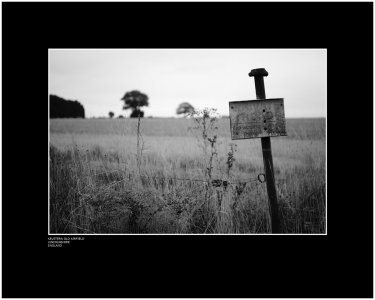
[{"left": 49, "top": 115, "right": 326, "bottom": 234}]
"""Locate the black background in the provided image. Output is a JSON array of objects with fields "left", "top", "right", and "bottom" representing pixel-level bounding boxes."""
[{"left": 2, "top": 2, "right": 373, "bottom": 298}]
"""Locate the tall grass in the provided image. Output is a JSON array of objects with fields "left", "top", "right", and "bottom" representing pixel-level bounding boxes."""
[{"left": 49, "top": 116, "right": 326, "bottom": 234}]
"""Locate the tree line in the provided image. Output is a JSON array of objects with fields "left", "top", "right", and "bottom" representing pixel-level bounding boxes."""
[
  {"left": 50, "top": 91, "right": 195, "bottom": 119},
  {"left": 50, "top": 95, "right": 85, "bottom": 118}
]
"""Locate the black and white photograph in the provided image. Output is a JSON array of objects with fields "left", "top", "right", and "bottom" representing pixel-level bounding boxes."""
[
  {"left": 49, "top": 49, "right": 327, "bottom": 234},
  {"left": 2, "top": 1, "right": 373, "bottom": 298}
]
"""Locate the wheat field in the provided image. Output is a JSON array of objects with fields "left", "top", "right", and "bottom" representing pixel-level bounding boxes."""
[{"left": 49, "top": 115, "right": 326, "bottom": 234}]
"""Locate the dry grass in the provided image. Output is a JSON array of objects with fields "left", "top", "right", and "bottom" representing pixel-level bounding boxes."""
[{"left": 49, "top": 116, "right": 326, "bottom": 234}]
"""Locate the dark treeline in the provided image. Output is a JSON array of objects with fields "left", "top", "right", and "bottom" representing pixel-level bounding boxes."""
[{"left": 50, "top": 95, "right": 85, "bottom": 118}]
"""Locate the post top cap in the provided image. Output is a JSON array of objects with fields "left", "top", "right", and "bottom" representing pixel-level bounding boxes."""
[{"left": 249, "top": 68, "right": 268, "bottom": 77}]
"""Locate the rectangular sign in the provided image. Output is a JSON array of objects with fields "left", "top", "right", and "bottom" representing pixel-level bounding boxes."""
[{"left": 229, "top": 98, "right": 287, "bottom": 140}]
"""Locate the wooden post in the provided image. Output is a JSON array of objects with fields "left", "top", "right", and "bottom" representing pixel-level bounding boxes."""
[{"left": 249, "top": 68, "right": 281, "bottom": 233}]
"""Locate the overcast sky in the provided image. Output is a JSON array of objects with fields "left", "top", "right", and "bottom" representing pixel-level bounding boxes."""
[{"left": 49, "top": 49, "right": 326, "bottom": 118}]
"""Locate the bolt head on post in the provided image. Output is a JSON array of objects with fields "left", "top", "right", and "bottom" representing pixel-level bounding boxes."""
[
  {"left": 249, "top": 68, "right": 268, "bottom": 100},
  {"left": 249, "top": 68, "right": 268, "bottom": 77}
]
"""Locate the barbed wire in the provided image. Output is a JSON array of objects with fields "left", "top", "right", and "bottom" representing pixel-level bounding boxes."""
[{"left": 84, "top": 168, "right": 266, "bottom": 188}]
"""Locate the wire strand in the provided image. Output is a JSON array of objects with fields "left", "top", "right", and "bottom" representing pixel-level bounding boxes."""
[{"left": 83, "top": 168, "right": 266, "bottom": 186}]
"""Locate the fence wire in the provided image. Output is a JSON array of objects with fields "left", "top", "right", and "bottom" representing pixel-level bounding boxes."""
[{"left": 84, "top": 168, "right": 266, "bottom": 189}]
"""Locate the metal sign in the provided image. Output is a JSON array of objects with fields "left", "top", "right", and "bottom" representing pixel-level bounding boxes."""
[{"left": 229, "top": 98, "right": 287, "bottom": 140}]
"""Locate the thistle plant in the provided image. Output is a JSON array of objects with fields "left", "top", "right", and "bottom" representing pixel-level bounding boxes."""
[
  {"left": 226, "top": 143, "right": 237, "bottom": 178},
  {"left": 188, "top": 108, "right": 221, "bottom": 231},
  {"left": 188, "top": 108, "right": 220, "bottom": 182}
]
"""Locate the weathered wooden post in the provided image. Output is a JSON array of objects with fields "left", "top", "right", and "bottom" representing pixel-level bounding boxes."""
[
  {"left": 229, "top": 68, "right": 286, "bottom": 233},
  {"left": 249, "top": 68, "right": 280, "bottom": 233}
]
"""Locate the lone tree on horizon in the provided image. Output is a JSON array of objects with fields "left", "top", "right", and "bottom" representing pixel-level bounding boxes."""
[
  {"left": 121, "top": 90, "right": 149, "bottom": 118},
  {"left": 108, "top": 111, "right": 114, "bottom": 119},
  {"left": 176, "top": 102, "right": 195, "bottom": 116}
]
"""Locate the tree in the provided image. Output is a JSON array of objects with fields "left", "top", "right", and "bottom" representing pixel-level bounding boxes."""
[
  {"left": 108, "top": 111, "right": 114, "bottom": 119},
  {"left": 176, "top": 102, "right": 195, "bottom": 116},
  {"left": 118, "top": 115, "right": 124, "bottom": 119},
  {"left": 130, "top": 110, "right": 144, "bottom": 118},
  {"left": 121, "top": 90, "right": 149, "bottom": 118},
  {"left": 50, "top": 95, "right": 85, "bottom": 118}
]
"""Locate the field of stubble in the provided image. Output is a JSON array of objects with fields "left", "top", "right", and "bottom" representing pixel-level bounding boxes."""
[{"left": 49, "top": 116, "right": 326, "bottom": 234}]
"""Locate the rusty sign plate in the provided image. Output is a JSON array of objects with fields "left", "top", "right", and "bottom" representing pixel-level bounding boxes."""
[{"left": 229, "top": 98, "right": 287, "bottom": 140}]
